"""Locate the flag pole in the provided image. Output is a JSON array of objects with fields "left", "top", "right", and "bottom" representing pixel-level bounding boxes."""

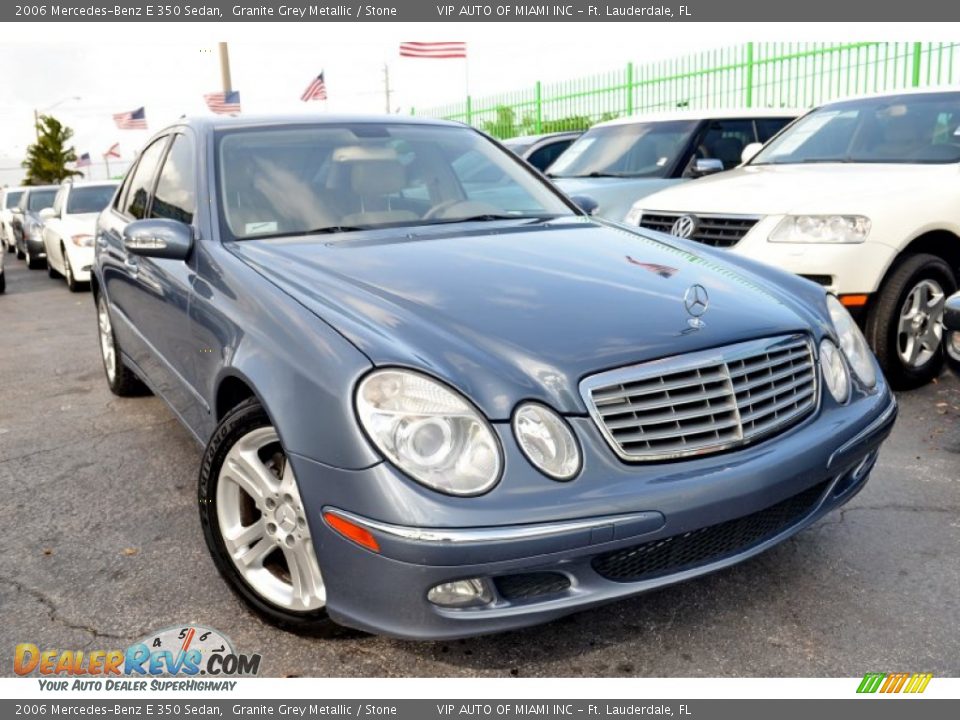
[
  {"left": 104, "top": 156, "right": 110, "bottom": 179},
  {"left": 219, "top": 42, "right": 233, "bottom": 93},
  {"left": 383, "top": 63, "right": 392, "bottom": 113}
]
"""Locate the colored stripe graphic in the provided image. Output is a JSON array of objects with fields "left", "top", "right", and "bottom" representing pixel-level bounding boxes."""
[{"left": 857, "top": 673, "right": 932, "bottom": 694}]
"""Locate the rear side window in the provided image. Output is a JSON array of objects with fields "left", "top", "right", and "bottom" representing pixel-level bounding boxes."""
[
  {"left": 151, "top": 134, "right": 196, "bottom": 224},
  {"left": 122, "top": 138, "right": 168, "bottom": 219},
  {"left": 527, "top": 139, "right": 574, "bottom": 172},
  {"left": 756, "top": 117, "right": 792, "bottom": 142}
]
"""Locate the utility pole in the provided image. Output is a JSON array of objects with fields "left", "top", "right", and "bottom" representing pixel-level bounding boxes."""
[
  {"left": 219, "top": 42, "right": 233, "bottom": 93},
  {"left": 383, "top": 63, "right": 392, "bottom": 113}
]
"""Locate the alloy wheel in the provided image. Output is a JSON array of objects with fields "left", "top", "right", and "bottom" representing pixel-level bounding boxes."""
[
  {"left": 215, "top": 427, "right": 326, "bottom": 612},
  {"left": 97, "top": 297, "right": 116, "bottom": 382},
  {"left": 897, "top": 278, "right": 945, "bottom": 369}
]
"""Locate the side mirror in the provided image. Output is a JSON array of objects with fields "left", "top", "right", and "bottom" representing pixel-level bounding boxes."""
[
  {"left": 123, "top": 218, "right": 193, "bottom": 261},
  {"left": 690, "top": 158, "right": 725, "bottom": 177},
  {"left": 569, "top": 194, "right": 599, "bottom": 216},
  {"left": 741, "top": 142, "right": 764, "bottom": 164},
  {"left": 944, "top": 291, "right": 960, "bottom": 332},
  {"left": 39, "top": 207, "right": 56, "bottom": 220}
]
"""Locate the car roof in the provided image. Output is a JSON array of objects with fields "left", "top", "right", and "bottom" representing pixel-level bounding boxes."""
[
  {"left": 816, "top": 86, "right": 960, "bottom": 107},
  {"left": 591, "top": 107, "right": 804, "bottom": 128},
  {"left": 63, "top": 180, "right": 120, "bottom": 188},
  {"left": 22, "top": 184, "right": 59, "bottom": 192},
  {"left": 1, "top": 186, "right": 27, "bottom": 194},
  {"left": 505, "top": 131, "right": 583, "bottom": 144},
  {"left": 166, "top": 113, "right": 465, "bottom": 135}
]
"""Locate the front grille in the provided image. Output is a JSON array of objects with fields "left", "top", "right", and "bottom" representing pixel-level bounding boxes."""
[
  {"left": 494, "top": 572, "right": 571, "bottom": 602},
  {"left": 581, "top": 335, "right": 817, "bottom": 461},
  {"left": 639, "top": 211, "right": 759, "bottom": 247},
  {"left": 592, "top": 480, "right": 829, "bottom": 582}
]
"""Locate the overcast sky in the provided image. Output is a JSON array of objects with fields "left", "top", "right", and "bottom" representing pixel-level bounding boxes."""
[{"left": 1, "top": 22, "right": 953, "bottom": 185}]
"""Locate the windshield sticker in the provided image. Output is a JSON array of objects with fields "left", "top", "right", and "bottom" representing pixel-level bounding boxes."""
[{"left": 245, "top": 221, "right": 278, "bottom": 234}]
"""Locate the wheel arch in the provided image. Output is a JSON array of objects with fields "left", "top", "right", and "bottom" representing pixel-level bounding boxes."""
[{"left": 878, "top": 229, "right": 960, "bottom": 291}]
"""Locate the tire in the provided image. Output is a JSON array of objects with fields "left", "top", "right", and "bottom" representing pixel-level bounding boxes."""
[
  {"left": 63, "top": 248, "right": 81, "bottom": 291},
  {"left": 865, "top": 253, "right": 957, "bottom": 389},
  {"left": 96, "top": 292, "right": 147, "bottom": 396},
  {"left": 198, "top": 398, "right": 346, "bottom": 637},
  {"left": 48, "top": 260, "right": 61, "bottom": 279},
  {"left": 15, "top": 245, "right": 24, "bottom": 260},
  {"left": 25, "top": 245, "right": 45, "bottom": 270},
  {"left": 0, "top": 271, "right": 5, "bottom": 294}
]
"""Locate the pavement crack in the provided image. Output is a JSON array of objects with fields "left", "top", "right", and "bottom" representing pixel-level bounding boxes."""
[
  {"left": 1, "top": 574, "right": 142, "bottom": 644},
  {"left": 0, "top": 419, "right": 179, "bottom": 466}
]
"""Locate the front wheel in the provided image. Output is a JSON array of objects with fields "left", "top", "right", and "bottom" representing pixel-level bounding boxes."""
[
  {"left": 63, "top": 249, "right": 81, "bottom": 292},
  {"left": 25, "top": 245, "right": 44, "bottom": 270},
  {"left": 198, "top": 398, "right": 343, "bottom": 636},
  {"left": 866, "top": 253, "right": 957, "bottom": 389}
]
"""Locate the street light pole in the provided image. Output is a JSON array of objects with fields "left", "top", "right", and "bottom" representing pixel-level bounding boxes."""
[{"left": 32, "top": 96, "right": 82, "bottom": 143}]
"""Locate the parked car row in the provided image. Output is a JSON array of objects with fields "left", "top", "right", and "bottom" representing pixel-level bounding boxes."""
[
  {"left": 537, "top": 89, "right": 960, "bottom": 390},
  {"left": 0, "top": 180, "right": 119, "bottom": 292}
]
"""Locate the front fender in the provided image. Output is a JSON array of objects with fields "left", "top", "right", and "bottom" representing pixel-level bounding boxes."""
[{"left": 198, "top": 244, "right": 381, "bottom": 471}]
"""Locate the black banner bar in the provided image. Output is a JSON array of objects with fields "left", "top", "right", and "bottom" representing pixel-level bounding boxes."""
[{"left": 5, "top": 0, "right": 960, "bottom": 22}]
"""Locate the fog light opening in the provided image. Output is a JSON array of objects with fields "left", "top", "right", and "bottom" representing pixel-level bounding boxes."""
[{"left": 427, "top": 578, "right": 493, "bottom": 608}]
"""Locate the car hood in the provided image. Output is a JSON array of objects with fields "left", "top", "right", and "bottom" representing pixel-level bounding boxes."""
[
  {"left": 230, "top": 219, "right": 824, "bottom": 418},
  {"left": 553, "top": 176, "right": 681, "bottom": 221},
  {"left": 638, "top": 162, "right": 959, "bottom": 215},
  {"left": 57, "top": 214, "right": 99, "bottom": 234}
]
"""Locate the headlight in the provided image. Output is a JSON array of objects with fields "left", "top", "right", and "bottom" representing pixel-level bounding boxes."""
[
  {"left": 769, "top": 215, "right": 870, "bottom": 244},
  {"left": 623, "top": 203, "right": 644, "bottom": 226},
  {"left": 826, "top": 295, "right": 877, "bottom": 388},
  {"left": 71, "top": 234, "right": 94, "bottom": 247},
  {"left": 820, "top": 339, "right": 850, "bottom": 403},
  {"left": 356, "top": 369, "right": 502, "bottom": 496},
  {"left": 513, "top": 403, "right": 581, "bottom": 481}
]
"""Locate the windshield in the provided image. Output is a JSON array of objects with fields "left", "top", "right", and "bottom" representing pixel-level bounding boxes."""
[
  {"left": 216, "top": 123, "right": 574, "bottom": 240},
  {"left": 3, "top": 191, "right": 23, "bottom": 209},
  {"left": 547, "top": 120, "right": 698, "bottom": 178},
  {"left": 27, "top": 189, "right": 57, "bottom": 212},
  {"left": 67, "top": 185, "right": 117, "bottom": 214},
  {"left": 753, "top": 92, "right": 960, "bottom": 165}
]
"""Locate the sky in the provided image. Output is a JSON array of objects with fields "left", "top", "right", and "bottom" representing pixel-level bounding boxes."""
[{"left": 1, "top": 22, "right": 955, "bottom": 186}]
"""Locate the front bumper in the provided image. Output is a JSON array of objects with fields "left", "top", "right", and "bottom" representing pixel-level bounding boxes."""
[
  {"left": 293, "top": 384, "right": 897, "bottom": 640},
  {"left": 730, "top": 216, "right": 897, "bottom": 297}
]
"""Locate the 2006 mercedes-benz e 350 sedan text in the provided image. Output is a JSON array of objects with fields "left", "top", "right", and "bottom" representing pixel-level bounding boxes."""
[{"left": 93, "top": 116, "right": 896, "bottom": 639}]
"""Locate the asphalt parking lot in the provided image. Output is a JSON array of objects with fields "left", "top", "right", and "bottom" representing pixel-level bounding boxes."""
[{"left": 1, "top": 257, "right": 958, "bottom": 678}]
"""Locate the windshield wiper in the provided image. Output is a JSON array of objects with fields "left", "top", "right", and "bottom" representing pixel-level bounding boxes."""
[
  {"left": 423, "top": 213, "right": 559, "bottom": 226},
  {"left": 303, "top": 225, "right": 371, "bottom": 234},
  {"left": 550, "top": 171, "right": 635, "bottom": 179}
]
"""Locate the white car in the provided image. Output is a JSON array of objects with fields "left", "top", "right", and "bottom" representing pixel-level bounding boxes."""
[
  {"left": 626, "top": 88, "right": 960, "bottom": 388},
  {"left": 41, "top": 181, "right": 118, "bottom": 291},
  {"left": 1, "top": 186, "right": 26, "bottom": 255}
]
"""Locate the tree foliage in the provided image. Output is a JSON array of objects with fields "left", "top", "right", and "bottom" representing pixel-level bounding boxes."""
[
  {"left": 21, "top": 115, "right": 82, "bottom": 185},
  {"left": 481, "top": 104, "right": 620, "bottom": 139}
]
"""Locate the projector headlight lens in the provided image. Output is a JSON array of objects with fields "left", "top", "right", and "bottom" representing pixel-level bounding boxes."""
[{"left": 356, "top": 369, "right": 502, "bottom": 496}]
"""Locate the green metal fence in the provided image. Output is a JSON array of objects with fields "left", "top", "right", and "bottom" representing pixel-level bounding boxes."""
[{"left": 415, "top": 42, "right": 960, "bottom": 139}]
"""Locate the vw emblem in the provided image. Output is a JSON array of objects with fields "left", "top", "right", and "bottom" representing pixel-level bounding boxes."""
[
  {"left": 671, "top": 214, "right": 698, "bottom": 239},
  {"left": 683, "top": 284, "right": 710, "bottom": 329}
]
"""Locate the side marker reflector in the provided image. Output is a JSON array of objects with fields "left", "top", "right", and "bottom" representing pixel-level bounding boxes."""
[
  {"left": 840, "top": 294, "right": 869, "bottom": 307},
  {"left": 324, "top": 512, "right": 381, "bottom": 552}
]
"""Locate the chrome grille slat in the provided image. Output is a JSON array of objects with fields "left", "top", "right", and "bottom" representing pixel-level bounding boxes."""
[
  {"left": 638, "top": 211, "right": 760, "bottom": 248},
  {"left": 581, "top": 335, "right": 818, "bottom": 462},
  {"left": 597, "top": 384, "right": 734, "bottom": 415}
]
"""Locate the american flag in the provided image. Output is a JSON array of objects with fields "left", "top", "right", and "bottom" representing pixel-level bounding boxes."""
[
  {"left": 75, "top": 153, "right": 92, "bottom": 168},
  {"left": 103, "top": 142, "right": 120, "bottom": 159},
  {"left": 204, "top": 90, "right": 241, "bottom": 115},
  {"left": 113, "top": 107, "right": 147, "bottom": 130},
  {"left": 300, "top": 72, "right": 327, "bottom": 102},
  {"left": 399, "top": 42, "right": 467, "bottom": 59}
]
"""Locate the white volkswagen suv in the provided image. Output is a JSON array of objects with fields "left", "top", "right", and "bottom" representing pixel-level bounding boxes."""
[{"left": 626, "top": 89, "right": 960, "bottom": 388}]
